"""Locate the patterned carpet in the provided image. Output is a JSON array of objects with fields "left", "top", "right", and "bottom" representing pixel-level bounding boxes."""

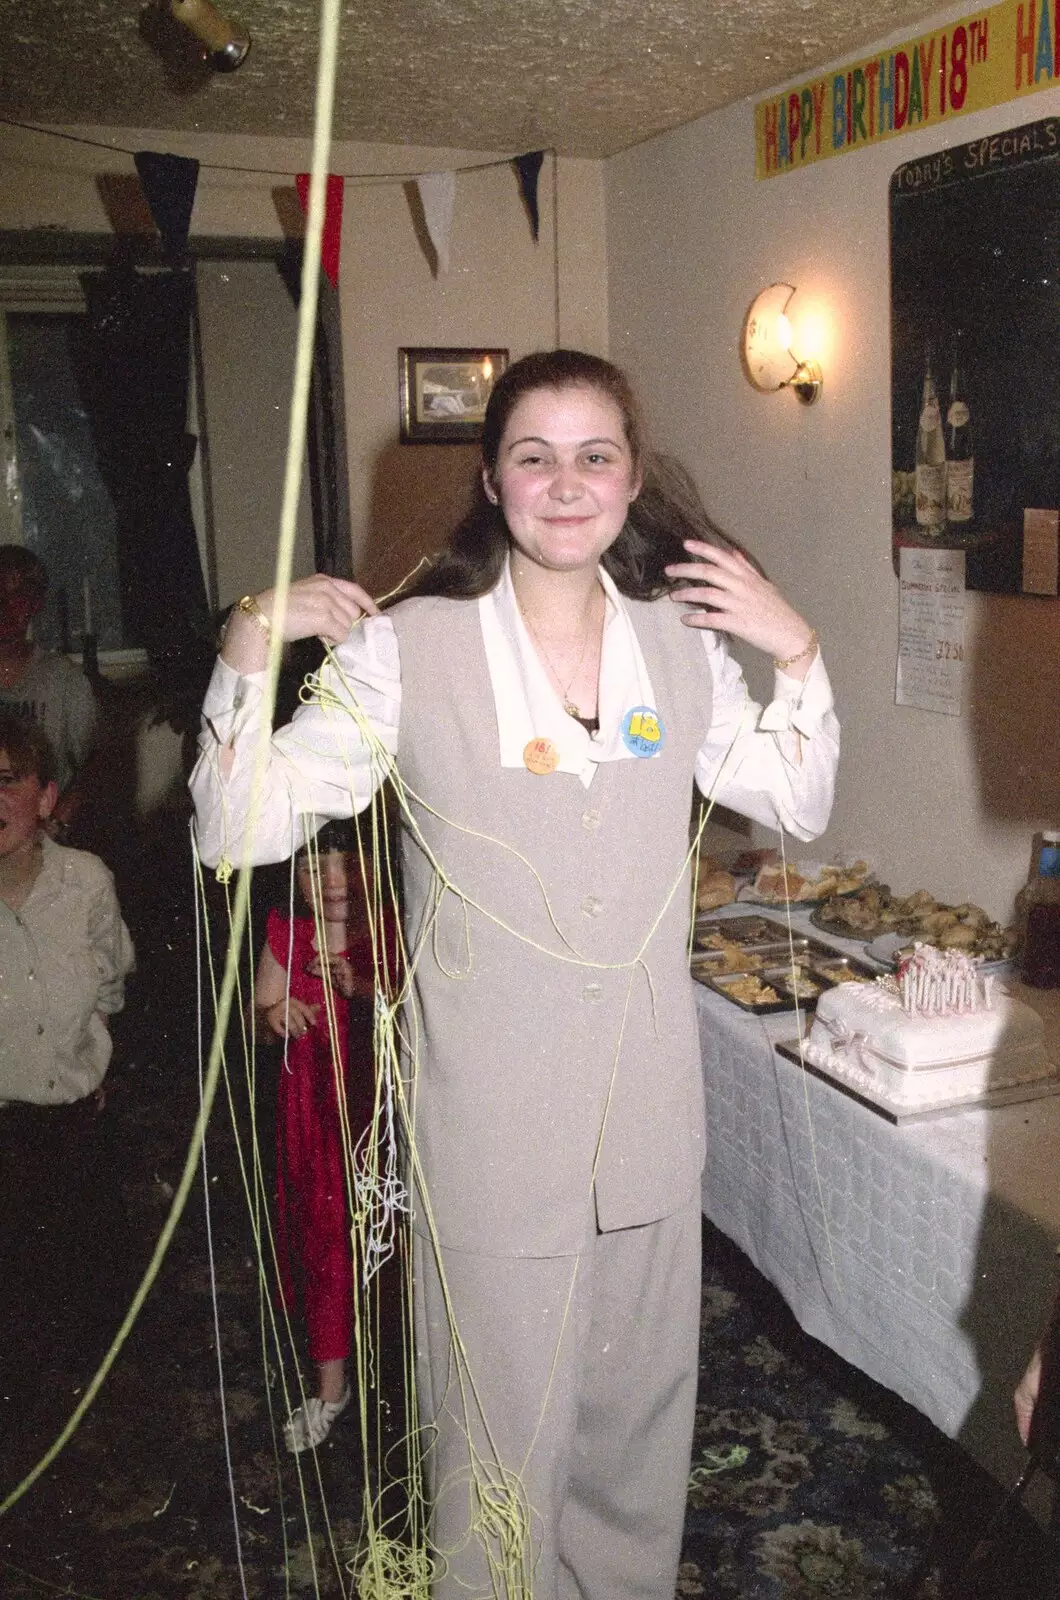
[
  {"left": 2, "top": 819, "right": 1058, "bottom": 1598},
  {"left": 687, "top": 1226, "right": 1059, "bottom": 1599}
]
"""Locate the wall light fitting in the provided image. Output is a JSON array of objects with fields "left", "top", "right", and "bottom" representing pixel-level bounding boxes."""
[
  {"left": 168, "top": 0, "right": 250, "bottom": 70},
  {"left": 741, "top": 283, "right": 823, "bottom": 406}
]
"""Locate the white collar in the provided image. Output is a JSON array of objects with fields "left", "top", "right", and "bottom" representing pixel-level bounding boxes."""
[{"left": 477, "top": 556, "right": 658, "bottom": 788}]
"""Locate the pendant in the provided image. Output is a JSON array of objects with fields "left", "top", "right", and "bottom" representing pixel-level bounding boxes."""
[{"left": 563, "top": 699, "right": 580, "bottom": 718}]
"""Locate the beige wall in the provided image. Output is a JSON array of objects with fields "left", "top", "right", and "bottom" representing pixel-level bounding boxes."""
[
  {"left": 606, "top": 26, "right": 1060, "bottom": 923},
  {"left": 0, "top": 124, "right": 607, "bottom": 602},
  {"left": 195, "top": 258, "right": 316, "bottom": 604}
]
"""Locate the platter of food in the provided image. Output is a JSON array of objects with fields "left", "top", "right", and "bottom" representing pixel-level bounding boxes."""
[
  {"left": 865, "top": 931, "right": 1015, "bottom": 977},
  {"left": 810, "top": 883, "right": 1017, "bottom": 963},
  {"left": 691, "top": 915, "right": 876, "bottom": 1014},
  {"left": 736, "top": 855, "right": 873, "bottom": 906},
  {"left": 693, "top": 850, "right": 873, "bottom": 912}
]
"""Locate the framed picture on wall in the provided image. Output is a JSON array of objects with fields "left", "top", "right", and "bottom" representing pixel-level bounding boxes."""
[
  {"left": 890, "top": 115, "right": 1060, "bottom": 595},
  {"left": 398, "top": 347, "right": 508, "bottom": 443}
]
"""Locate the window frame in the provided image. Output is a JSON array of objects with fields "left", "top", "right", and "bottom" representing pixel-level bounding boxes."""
[{"left": 0, "top": 234, "right": 352, "bottom": 681}]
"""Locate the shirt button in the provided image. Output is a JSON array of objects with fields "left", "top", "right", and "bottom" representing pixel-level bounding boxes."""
[
  {"left": 582, "top": 983, "right": 604, "bottom": 1003},
  {"left": 27, "top": 970, "right": 35, "bottom": 979},
  {"left": 37, "top": 1024, "right": 45, "bottom": 1035},
  {"left": 581, "top": 896, "right": 603, "bottom": 918},
  {"left": 581, "top": 809, "right": 602, "bottom": 832}
]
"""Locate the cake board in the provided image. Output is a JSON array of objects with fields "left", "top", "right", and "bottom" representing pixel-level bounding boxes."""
[{"left": 775, "top": 1039, "right": 1060, "bottom": 1125}]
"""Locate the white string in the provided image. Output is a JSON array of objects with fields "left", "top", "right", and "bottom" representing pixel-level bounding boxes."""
[
  {"left": 352, "top": 1012, "right": 410, "bottom": 1288},
  {"left": 0, "top": 116, "right": 549, "bottom": 183}
]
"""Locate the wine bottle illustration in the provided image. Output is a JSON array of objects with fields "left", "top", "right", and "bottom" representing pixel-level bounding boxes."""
[
  {"left": 945, "top": 333, "right": 973, "bottom": 525},
  {"left": 915, "top": 344, "right": 946, "bottom": 531}
]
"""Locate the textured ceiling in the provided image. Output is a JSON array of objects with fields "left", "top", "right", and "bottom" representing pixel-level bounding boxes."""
[{"left": 3, "top": 0, "right": 943, "bottom": 158}]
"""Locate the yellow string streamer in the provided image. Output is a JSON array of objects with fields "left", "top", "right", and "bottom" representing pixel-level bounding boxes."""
[{"left": 0, "top": 0, "right": 346, "bottom": 1532}]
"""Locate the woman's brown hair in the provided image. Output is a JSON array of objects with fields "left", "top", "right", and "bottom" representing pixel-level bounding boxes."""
[{"left": 396, "top": 349, "right": 754, "bottom": 604}]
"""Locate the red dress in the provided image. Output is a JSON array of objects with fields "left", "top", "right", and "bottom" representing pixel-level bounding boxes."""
[{"left": 267, "top": 909, "right": 377, "bottom": 1364}]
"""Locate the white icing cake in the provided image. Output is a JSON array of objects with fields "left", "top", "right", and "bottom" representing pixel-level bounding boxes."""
[{"left": 803, "top": 978, "right": 1056, "bottom": 1110}]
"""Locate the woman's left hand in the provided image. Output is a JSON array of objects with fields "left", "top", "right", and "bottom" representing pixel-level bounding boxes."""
[{"left": 665, "top": 540, "right": 817, "bottom": 674}]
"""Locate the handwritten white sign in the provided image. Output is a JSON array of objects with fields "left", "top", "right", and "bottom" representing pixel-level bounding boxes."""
[{"left": 896, "top": 547, "right": 966, "bottom": 716}]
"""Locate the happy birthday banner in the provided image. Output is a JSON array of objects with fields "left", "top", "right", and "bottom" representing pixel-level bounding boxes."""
[{"left": 754, "top": 0, "right": 1060, "bottom": 177}]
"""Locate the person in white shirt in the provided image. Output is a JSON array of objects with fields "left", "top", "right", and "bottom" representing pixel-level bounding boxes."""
[
  {"left": 0, "top": 710, "right": 134, "bottom": 1368},
  {"left": 190, "top": 349, "right": 839, "bottom": 1600}
]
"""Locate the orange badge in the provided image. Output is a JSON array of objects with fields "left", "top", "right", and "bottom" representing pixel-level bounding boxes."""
[{"left": 523, "top": 737, "right": 559, "bottom": 775}]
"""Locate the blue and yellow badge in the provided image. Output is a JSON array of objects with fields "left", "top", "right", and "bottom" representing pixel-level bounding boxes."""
[{"left": 621, "top": 706, "right": 665, "bottom": 757}]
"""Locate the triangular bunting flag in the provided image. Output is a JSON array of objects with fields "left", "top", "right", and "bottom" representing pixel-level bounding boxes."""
[
  {"left": 416, "top": 171, "right": 456, "bottom": 274},
  {"left": 133, "top": 151, "right": 200, "bottom": 262},
  {"left": 514, "top": 151, "right": 546, "bottom": 241},
  {"left": 295, "top": 173, "right": 345, "bottom": 288}
]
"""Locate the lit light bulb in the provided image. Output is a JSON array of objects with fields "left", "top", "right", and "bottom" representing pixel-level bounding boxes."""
[{"left": 794, "top": 310, "right": 827, "bottom": 363}]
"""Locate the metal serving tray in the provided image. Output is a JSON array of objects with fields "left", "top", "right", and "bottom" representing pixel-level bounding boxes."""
[
  {"left": 691, "top": 916, "right": 876, "bottom": 1013},
  {"left": 692, "top": 914, "right": 796, "bottom": 946}
]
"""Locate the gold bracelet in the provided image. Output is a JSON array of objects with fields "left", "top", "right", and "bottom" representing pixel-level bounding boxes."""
[
  {"left": 234, "top": 593, "right": 272, "bottom": 637},
  {"left": 774, "top": 628, "right": 818, "bottom": 671}
]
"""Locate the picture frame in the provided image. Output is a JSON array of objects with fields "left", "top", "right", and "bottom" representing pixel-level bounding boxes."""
[{"left": 398, "top": 347, "right": 508, "bottom": 443}]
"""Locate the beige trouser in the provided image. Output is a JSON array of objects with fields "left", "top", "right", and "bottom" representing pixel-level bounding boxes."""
[{"left": 413, "top": 1201, "right": 702, "bottom": 1600}]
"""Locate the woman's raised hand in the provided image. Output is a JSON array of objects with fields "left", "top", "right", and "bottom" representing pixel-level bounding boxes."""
[
  {"left": 259, "top": 575, "right": 380, "bottom": 644},
  {"left": 220, "top": 574, "right": 380, "bottom": 672},
  {"left": 665, "top": 541, "right": 817, "bottom": 676}
]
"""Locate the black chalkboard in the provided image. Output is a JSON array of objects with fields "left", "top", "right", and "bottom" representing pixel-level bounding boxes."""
[{"left": 890, "top": 115, "right": 1060, "bottom": 594}]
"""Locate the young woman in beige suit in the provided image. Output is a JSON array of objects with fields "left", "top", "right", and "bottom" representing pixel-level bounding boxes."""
[{"left": 191, "top": 350, "right": 838, "bottom": 1599}]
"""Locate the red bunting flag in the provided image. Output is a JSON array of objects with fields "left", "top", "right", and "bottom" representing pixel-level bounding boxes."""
[{"left": 294, "top": 173, "right": 345, "bottom": 289}]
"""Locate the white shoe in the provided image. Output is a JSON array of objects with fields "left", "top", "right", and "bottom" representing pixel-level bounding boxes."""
[{"left": 283, "top": 1386, "right": 351, "bottom": 1454}]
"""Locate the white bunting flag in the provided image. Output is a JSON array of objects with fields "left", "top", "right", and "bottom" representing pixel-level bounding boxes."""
[{"left": 416, "top": 170, "right": 456, "bottom": 274}]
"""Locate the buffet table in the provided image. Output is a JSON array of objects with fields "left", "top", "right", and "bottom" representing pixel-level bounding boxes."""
[{"left": 696, "top": 904, "right": 1060, "bottom": 1502}]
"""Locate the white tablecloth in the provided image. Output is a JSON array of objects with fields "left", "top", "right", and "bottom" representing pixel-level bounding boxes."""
[{"left": 696, "top": 905, "right": 1060, "bottom": 1499}]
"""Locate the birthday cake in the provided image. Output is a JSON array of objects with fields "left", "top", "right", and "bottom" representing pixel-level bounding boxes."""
[{"left": 802, "top": 944, "right": 1056, "bottom": 1111}]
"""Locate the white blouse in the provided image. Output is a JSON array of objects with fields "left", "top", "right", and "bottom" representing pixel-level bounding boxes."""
[{"left": 190, "top": 561, "right": 839, "bottom": 870}]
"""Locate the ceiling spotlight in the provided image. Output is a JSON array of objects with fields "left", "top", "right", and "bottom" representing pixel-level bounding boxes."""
[{"left": 168, "top": 0, "right": 250, "bottom": 71}]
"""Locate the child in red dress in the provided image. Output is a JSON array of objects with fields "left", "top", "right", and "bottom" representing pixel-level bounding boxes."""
[{"left": 253, "top": 818, "right": 389, "bottom": 1452}]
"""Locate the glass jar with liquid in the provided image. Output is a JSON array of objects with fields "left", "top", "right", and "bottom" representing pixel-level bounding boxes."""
[{"left": 1021, "top": 831, "right": 1060, "bottom": 988}]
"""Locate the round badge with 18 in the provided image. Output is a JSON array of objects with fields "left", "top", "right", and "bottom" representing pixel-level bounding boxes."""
[{"left": 621, "top": 706, "right": 665, "bottom": 758}]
